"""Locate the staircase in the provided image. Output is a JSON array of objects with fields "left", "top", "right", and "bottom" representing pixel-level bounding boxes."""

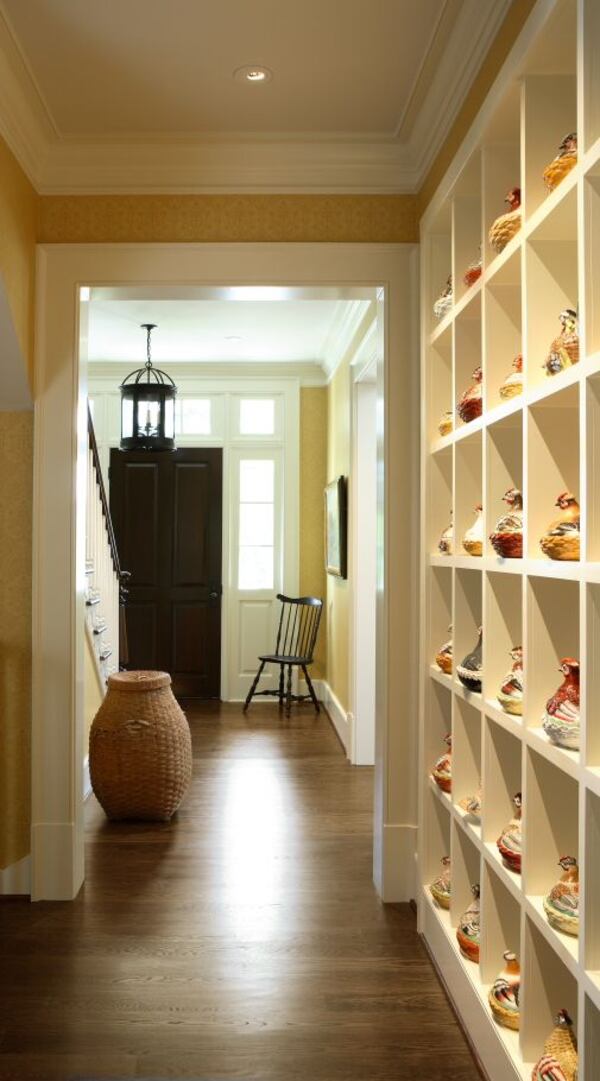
[{"left": 85, "top": 404, "right": 128, "bottom": 685}]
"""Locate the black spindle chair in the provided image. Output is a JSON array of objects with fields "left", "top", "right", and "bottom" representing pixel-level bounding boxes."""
[{"left": 243, "top": 593, "right": 323, "bottom": 717}]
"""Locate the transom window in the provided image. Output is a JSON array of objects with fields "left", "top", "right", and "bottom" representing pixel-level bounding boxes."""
[
  {"left": 239, "top": 398, "right": 275, "bottom": 436},
  {"left": 175, "top": 398, "right": 211, "bottom": 435}
]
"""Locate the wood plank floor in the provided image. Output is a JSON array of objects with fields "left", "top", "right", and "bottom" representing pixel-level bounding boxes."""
[{"left": 1, "top": 702, "right": 481, "bottom": 1081}]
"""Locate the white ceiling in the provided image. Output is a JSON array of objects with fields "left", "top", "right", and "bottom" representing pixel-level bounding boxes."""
[
  {"left": 0, "top": 0, "right": 511, "bottom": 192},
  {"left": 87, "top": 293, "right": 372, "bottom": 371},
  {"left": 3, "top": 0, "right": 443, "bottom": 137}
]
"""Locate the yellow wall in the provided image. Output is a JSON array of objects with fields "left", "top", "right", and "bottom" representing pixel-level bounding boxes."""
[
  {"left": 0, "top": 138, "right": 37, "bottom": 384},
  {"left": 299, "top": 388, "right": 327, "bottom": 678},
  {"left": 326, "top": 355, "right": 352, "bottom": 709},
  {"left": 0, "top": 412, "right": 33, "bottom": 869}
]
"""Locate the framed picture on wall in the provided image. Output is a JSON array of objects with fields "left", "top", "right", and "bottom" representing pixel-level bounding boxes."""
[{"left": 324, "top": 475, "right": 347, "bottom": 579}]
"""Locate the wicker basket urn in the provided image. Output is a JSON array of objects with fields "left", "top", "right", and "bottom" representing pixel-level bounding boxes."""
[{"left": 90, "top": 671, "right": 192, "bottom": 821}]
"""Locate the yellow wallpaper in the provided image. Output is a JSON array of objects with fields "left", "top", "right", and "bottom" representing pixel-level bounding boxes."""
[
  {"left": 0, "top": 412, "right": 33, "bottom": 870},
  {"left": 0, "top": 137, "right": 37, "bottom": 385},
  {"left": 326, "top": 356, "right": 351, "bottom": 711},
  {"left": 299, "top": 388, "right": 327, "bottom": 679},
  {"left": 38, "top": 193, "right": 418, "bottom": 244}
]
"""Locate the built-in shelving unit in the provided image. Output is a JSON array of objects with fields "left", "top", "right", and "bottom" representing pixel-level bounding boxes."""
[{"left": 419, "top": 1, "right": 600, "bottom": 1077}]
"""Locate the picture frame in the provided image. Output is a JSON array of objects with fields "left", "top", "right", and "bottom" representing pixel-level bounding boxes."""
[{"left": 324, "top": 475, "right": 347, "bottom": 579}]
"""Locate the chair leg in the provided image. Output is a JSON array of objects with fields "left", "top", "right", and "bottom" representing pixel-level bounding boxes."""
[
  {"left": 278, "top": 663, "right": 285, "bottom": 709},
  {"left": 302, "top": 664, "right": 320, "bottom": 713},
  {"left": 243, "top": 660, "right": 266, "bottom": 712},
  {"left": 285, "top": 664, "right": 293, "bottom": 717}
]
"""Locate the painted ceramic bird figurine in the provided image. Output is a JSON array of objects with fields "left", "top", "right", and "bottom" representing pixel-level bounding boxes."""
[
  {"left": 433, "top": 275, "right": 453, "bottom": 321},
  {"left": 429, "top": 855, "right": 451, "bottom": 909},
  {"left": 457, "top": 627, "right": 482, "bottom": 693},
  {"left": 542, "top": 659, "right": 580, "bottom": 750},
  {"left": 497, "top": 793, "right": 522, "bottom": 873},
  {"left": 543, "top": 856, "right": 579, "bottom": 937},
  {"left": 438, "top": 513, "right": 453, "bottom": 555},
  {"left": 438, "top": 409, "right": 453, "bottom": 437},
  {"left": 489, "top": 188, "right": 521, "bottom": 254},
  {"left": 543, "top": 132, "right": 578, "bottom": 193},
  {"left": 531, "top": 1009, "right": 578, "bottom": 1081},
  {"left": 543, "top": 309, "right": 579, "bottom": 376},
  {"left": 540, "top": 493, "right": 580, "bottom": 561},
  {"left": 490, "top": 488, "right": 523, "bottom": 558},
  {"left": 431, "top": 733, "right": 452, "bottom": 793},
  {"left": 463, "top": 249, "right": 482, "bottom": 289},
  {"left": 463, "top": 504, "right": 483, "bottom": 557},
  {"left": 456, "top": 884, "right": 480, "bottom": 962},
  {"left": 434, "top": 625, "right": 452, "bottom": 675},
  {"left": 459, "top": 786, "right": 482, "bottom": 820},
  {"left": 497, "top": 647, "right": 523, "bottom": 716},
  {"left": 499, "top": 354, "right": 523, "bottom": 400},
  {"left": 489, "top": 951, "right": 520, "bottom": 1030},
  {"left": 457, "top": 366, "right": 482, "bottom": 424}
]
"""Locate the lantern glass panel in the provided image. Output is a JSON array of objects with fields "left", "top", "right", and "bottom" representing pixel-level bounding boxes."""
[
  {"left": 164, "top": 397, "right": 175, "bottom": 439},
  {"left": 137, "top": 398, "right": 160, "bottom": 439},
  {"left": 122, "top": 397, "right": 134, "bottom": 438}
]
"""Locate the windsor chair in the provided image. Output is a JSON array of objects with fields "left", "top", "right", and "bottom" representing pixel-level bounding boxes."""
[{"left": 243, "top": 593, "right": 323, "bottom": 717}]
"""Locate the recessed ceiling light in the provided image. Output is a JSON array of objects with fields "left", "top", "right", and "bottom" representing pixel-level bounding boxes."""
[
  {"left": 234, "top": 64, "right": 272, "bottom": 84},
  {"left": 225, "top": 335, "right": 243, "bottom": 341}
]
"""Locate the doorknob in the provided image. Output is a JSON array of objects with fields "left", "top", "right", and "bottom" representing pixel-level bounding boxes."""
[{"left": 209, "top": 585, "right": 222, "bottom": 600}]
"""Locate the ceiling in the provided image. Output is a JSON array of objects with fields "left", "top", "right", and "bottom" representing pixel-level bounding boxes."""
[
  {"left": 87, "top": 290, "right": 373, "bottom": 374},
  {"left": 0, "top": 0, "right": 511, "bottom": 192}
]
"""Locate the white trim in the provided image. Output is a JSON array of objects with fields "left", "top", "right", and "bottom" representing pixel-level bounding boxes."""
[
  {"left": 0, "top": 854, "right": 31, "bottom": 895},
  {"left": 316, "top": 680, "right": 351, "bottom": 755},
  {"left": 32, "top": 241, "right": 416, "bottom": 901},
  {"left": 0, "top": 1, "right": 511, "bottom": 193},
  {"left": 82, "top": 755, "right": 92, "bottom": 802},
  {"left": 88, "top": 361, "right": 328, "bottom": 387}
]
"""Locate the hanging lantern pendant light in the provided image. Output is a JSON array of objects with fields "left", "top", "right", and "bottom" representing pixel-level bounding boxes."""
[{"left": 119, "top": 323, "right": 177, "bottom": 451}]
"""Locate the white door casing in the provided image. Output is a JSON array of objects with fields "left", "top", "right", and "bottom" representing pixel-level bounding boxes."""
[{"left": 32, "top": 242, "right": 418, "bottom": 901}]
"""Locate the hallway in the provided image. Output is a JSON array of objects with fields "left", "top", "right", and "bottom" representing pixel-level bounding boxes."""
[{"left": 1, "top": 705, "right": 479, "bottom": 1081}]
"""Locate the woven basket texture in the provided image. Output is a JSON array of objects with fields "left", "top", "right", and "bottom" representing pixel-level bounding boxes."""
[{"left": 90, "top": 670, "right": 192, "bottom": 821}]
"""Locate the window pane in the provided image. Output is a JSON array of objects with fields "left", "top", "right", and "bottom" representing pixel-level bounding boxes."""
[
  {"left": 240, "top": 503, "right": 273, "bottom": 546},
  {"left": 175, "top": 398, "right": 211, "bottom": 435},
  {"left": 164, "top": 398, "right": 174, "bottom": 438},
  {"left": 239, "top": 546, "right": 274, "bottom": 590},
  {"left": 240, "top": 459, "right": 274, "bottom": 503},
  {"left": 239, "top": 398, "right": 275, "bottom": 435}
]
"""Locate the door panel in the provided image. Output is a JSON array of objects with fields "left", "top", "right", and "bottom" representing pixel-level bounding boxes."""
[{"left": 110, "top": 448, "right": 222, "bottom": 698}]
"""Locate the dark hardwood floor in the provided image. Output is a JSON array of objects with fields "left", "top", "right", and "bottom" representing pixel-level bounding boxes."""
[{"left": 1, "top": 702, "right": 480, "bottom": 1081}]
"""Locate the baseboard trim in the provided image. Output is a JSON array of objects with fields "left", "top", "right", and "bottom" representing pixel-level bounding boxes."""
[
  {"left": 310, "top": 679, "right": 350, "bottom": 755},
  {"left": 83, "top": 755, "right": 92, "bottom": 801},
  {"left": 31, "top": 822, "right": 84, "bottom": 901},
  {"left": 0, "top": 854, "right": 31, "bottom": 896}
]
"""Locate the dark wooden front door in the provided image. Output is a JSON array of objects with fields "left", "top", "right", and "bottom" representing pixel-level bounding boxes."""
[{"left": 110, "top": 448, "right": 223, "bottom": 698}]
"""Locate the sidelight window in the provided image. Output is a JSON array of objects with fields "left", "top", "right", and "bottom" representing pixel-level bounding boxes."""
[{"left": 238, "top": 459, "right": 275, "bottom": 589}]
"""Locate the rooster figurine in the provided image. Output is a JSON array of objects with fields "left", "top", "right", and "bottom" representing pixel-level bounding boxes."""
[
  {"left": 489, "top": 188, "right": 522, "bottom": 254},
  {"left": 489, "top": 951, "right": 520, "bottom": 1031},
  {"left": 429, "top": 855, "right": 451, "bottom": 909},
  {"left": 543, "top": 133, "right": 578, "bottom": 193},
  {"left": 433, "top": 275, "right": 453, "bottom": 321},
  {"left": 542, "top": 659, "right": 580, "bottom": 751},
  {"left": 438, "top": 410, "right": 453, "bottom": 437},
  {"left": 540, "top": 493, "right": 580, "bottom": 561},
  {"left": 438, "top": 512, "right": 453, "bottom": 556},
  {"left": 497, "top": 647, "right": 523, "bottom": 716},
  {"left": 431, "top": 733, "right": 452, "bottom": 793},
  {"left": 459, "top": 786, "right": 482, "bottom": 821},
  {"left": 543, "top": 856, "right": 579, "bottom": 937},
  {"left": 499, "top": 354, "right": 523, "bottom": 400},
  {"left": 463, "top": 248, "right": 482, "bottom": 289},
  {"left": 457, "top": 366, "right": 483, "bottom": 424},
  {"left": 497, "top": 793, "right": 522, "bottom": 874},
  {"left": 463, "top": 504, "right": 484, "bottom": 557},
  {"left": 490, "top": 487, "right": 523, "bottom": 558},
  {"left": 531, "top": 1009, "right": 578, "bottom": 1081},
  {"left": 543, "top": 309, "right": 579, "bottom": 376},
  {"left": 434, "top": 625, "right": 453, "bottom": 675},
  {"left": 456, "top": 884, "right": 480, "bottom": 962}
]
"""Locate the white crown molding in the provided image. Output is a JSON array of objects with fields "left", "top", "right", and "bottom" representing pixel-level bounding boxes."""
[
  {"left": 320, "top": 300, "right": 374, "bottom": 376},
  {"left": 87, "top": 359, "right": 328, "bottom": 386},
  {"left": 0, "top": 0, "right": 512, "bottom": 194}
]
